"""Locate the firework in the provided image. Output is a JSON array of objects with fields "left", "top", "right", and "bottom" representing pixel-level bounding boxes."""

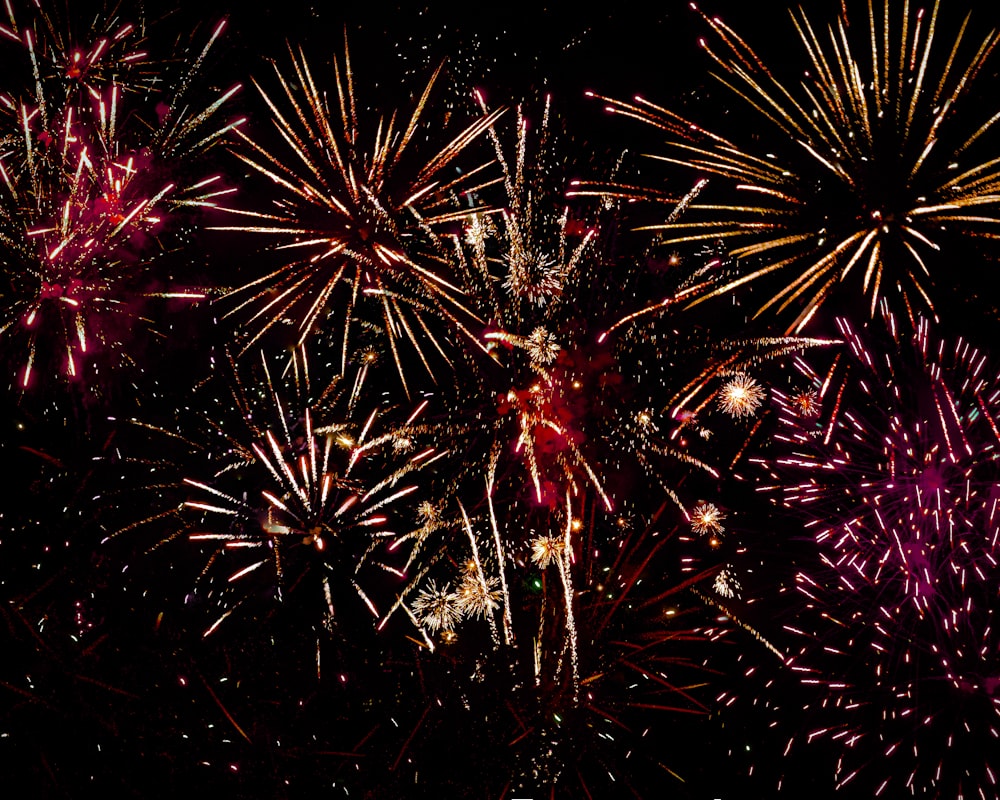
[
  {"left": 690, "top": 501, "right": 725, "bottom": 535},
  {"left": 529, "top": 533, "right": 566, "bottom": 568},
  {"left": 434, "top": 95, "right": 623, "bottom": 512},
  {"left": 789, "top": 387, "right": 820, "bottom": 418},
  {"left": 112, "top": 347, "right": 444, "bottom": 644},
  {"left": 462, "top": 94, "right": 598, "bottom": 317},
  {"left": 712, "top": 566, "right": 741, "bottom": 599},
  {"left": 0, "top": 6, "right": 241, "bottom": 398},
  {"left": 454, "top": 571, "right": 500, "bottom": 618},
  {"left": 0, "top": 0, "right": 157, "bottom": 110},
  {"left": 716, "top": 373, "right": 766, "bottom": 419},
  {"left": 579, "top": 0, "right": 1000, "bottom": 332},
  {"left": 750, "top": 310, "right": 1000, "bottom": 796},
  {"left": 447, "top": 98, "right": 826, "bottom": 519},
  {"left": 213, "top": 37, "right": 504, "bottom": 395},
  {"left": 395, "top": 489, "right": 732, "bottom": 797},
  {"left": 443, "top": 96, "right": 840, "bottom": 594},
  {"left": 411, "top": 580, "right": 462, "bottom": 633}
]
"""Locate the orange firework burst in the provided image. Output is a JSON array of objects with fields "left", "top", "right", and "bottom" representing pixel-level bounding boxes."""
[
  {"left": 529, "top": 533, "right": 567, "bottom": 568},
  {"left": 790, "top": 388, "right": 820, "bottom": 417},
  {"left": 716, "top": 373, "right": 766, "bottom": 418},
  {"left": 690, "top": 501, "right": 725, "bottom": 535}
]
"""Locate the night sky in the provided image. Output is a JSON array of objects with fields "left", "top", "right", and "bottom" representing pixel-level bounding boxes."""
[{"left": 4, "top": 1, "right": 1000, "bottom": 798}]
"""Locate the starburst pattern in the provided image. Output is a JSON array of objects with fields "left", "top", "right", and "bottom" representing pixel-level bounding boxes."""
[
  {"left": 581, "top": 0, "right": 1000, "bottom": 331},
  {"left": 0, "top": 9, "right": 240, "bottom": 397},
  {"left": 790, "top": 388, "right": 820, "bottom": 417},
  {"left": 12, "top": 4, "right": 1000, "bottom": 798},
  {"left": 690, "top": 501, "right": 726, "bottom": 535},
  {"left": 716, "top": 373, "right": 766, "bottom": 418},
  {"left": 114, "top": 348, "right": 442, "bottom": 639},
  {"left": 530, "top": 534, "right": 566, "bottom": 569},
  {"left": 750, "top": 311, "right": 1000, "bottom": 795},
  {"left": 454, "top": 572, "right": 501, "bottom": 619},
  {"left": 215, "top": 38, "right": 504, "bottom": 394},
  {"left": 411, "top": 580, "right": 462, "bottom": 633}
]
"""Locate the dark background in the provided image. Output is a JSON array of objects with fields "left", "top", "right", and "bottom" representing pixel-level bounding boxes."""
[{"left": 3, "top": 1, "right": 1000, "bottom": 798}]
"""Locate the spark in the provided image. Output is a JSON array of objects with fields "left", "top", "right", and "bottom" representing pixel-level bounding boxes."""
[
  {"left": 690, "top": 502, "right": 726, "bottom": 535},
  {"left": 411, "top": 580, "right": 462, "bottom": 633},
  {"left": 713, "top": 566, "right": 742, "bottom": 599}
]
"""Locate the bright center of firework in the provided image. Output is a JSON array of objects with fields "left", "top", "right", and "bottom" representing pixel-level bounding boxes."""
[
  {"left": 503, "top": 248, "right": 563, "bottom": 305},
  {"left": 717, "top": 373, "right": 766, "bottom": 418},
  {"left": 530, "top": 535, "right": 566, "bottom": 568},
  {"left": 690, "top": 502, "right": 725, "bottom": 535}
]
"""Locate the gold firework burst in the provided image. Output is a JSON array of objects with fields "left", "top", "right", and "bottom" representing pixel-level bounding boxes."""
[
  {"left": 717, "top": 373, "right": 766, "bottom": 418},
  {"left": 215, "top": 36, "right": 504, "bottom": 393},
  {"left": 530, "top": 534, "right": 566, "bottom": 568},
  {"left": 690, "top": 501, "right": 726, "bottom": 535},
  {"left": 584, "top": 1, "right": 1000, "bottom": 331}
]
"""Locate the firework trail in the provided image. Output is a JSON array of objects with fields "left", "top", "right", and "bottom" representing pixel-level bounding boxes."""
[{"left": 396, "top": 489, "right": 732, "bottom": 797}]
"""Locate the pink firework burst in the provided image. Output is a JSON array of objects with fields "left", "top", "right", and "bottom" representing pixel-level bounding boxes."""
[
  {"left": 751, "top": 311, "right": 1000, "bottom": 797},
  {"left": 1, "top": 9, "right": 241, "bottom": 398}
]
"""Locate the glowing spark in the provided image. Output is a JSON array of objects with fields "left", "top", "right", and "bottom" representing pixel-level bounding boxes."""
[
  {"left": 690, "top": 502, "right": 726, "bottom": 535},
  {"left": 411, "top": 580, "right": 462, "bottom": 633},
  {"left": 717, "top": 373, "right": 766, "bottom": 418}
]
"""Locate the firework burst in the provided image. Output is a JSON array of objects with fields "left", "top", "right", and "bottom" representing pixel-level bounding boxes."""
[
  {"left": 214, "top": 36, "right": 505, "bottom": 395},
  {"left": 750, "top": 311, "right": 1000, "bottom": 796},
  {"left": 111, "top": 347, "right": 445, "bottom": 646},
  {"left": 716, "top": 372, "right": 767, "bottom": 419},
  {"left": 0, "top": 7, "right": 241, "bottom": 399},
  {"left": 0, "top": 0, "right": 157, "bottom": 110},
  {"left": 445, "top": 95, "right": 840, "bottom": 553},
  {"left": 690, "top": 501, "right": 726, "bottom": 535},
  {"left": 580, "top": 0, "right": 1000, "bottom": 332},
  {"left": 411, "top": 579, "right": 462, "bottom": 633},
  {"left": 434, "top": 95, "right": 623, "bottom": 512}
]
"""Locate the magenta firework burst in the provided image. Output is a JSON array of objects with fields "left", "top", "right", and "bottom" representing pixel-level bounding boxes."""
[
  {"left": 0, "top": 4, "right": 241, "bottom": 398},
  {"left": 752, "top": 311, "right": 1000, "bottom": 796}
]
